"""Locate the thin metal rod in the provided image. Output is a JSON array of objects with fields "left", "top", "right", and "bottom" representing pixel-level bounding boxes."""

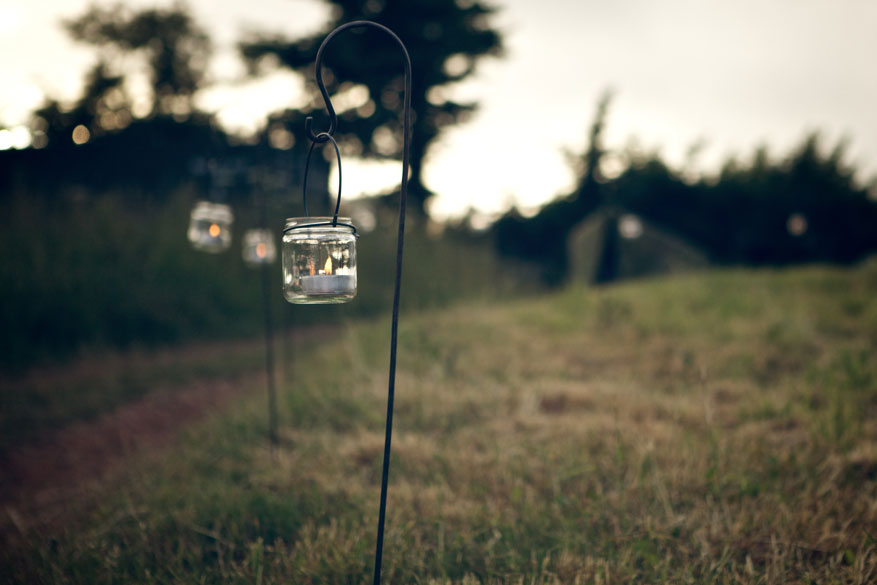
[
  {"left": 261, "top": 261, "right": 278, "bottom": 444},
  {"left": 260, "top": 197, "right": 278, "bottom": 445},
  {"left": 305, "top": 20, "right": 411, "bottom": 585}
]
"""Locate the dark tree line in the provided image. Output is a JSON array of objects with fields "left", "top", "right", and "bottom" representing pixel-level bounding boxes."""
[
  {"left": 4, "top": 1, "right": 503, "bottom": 214},
  {"left": 611, "top": 135, "right": 876, "bottom": 266},
  {"left": 5, "top": 1, "right": 873, "bottom": 280},
  {"left": 1, "top": 3, "right": 226, "bottom": 198},
  {"left": 495, "top": 96, "right": 877, "bottom": 284}
]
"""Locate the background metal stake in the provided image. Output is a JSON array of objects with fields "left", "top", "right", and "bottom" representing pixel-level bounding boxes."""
[{"left": 259, "top": 195, "right": 278, "bottom": 445}]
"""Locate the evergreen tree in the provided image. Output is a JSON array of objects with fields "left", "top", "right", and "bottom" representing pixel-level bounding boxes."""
[
  {"left": 494, "top": 93, "right": 612, "bottom": 284},
  {"left": 32, "top": 63, "right": 127, "bottom": 147},
  {"left": 23, "top": 3, "right": 224, "bottom": 191},
  {"left": 241, "top": 0, "right": 504, "bottom": 215},
  {"left": 64, "top": 2, "right": 211, "bottom": 118}
]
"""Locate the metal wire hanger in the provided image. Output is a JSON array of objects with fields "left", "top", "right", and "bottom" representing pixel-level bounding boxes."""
[{"left": 296, "top": 20, "right": 412, "bottom": 585}]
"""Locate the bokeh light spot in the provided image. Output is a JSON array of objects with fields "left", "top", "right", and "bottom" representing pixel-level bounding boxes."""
[
  {"left": 0, "top": 130, "right": 13, "bottom": 150},
  {"left": 787, "top": 213, "right": 808, "bottom": 237},
  {"left": 31, "top": 131, "right": 48, "bottom": 149},
  {"left": 619, "top": 214, "right": 644, "bottom": 239},
  {"left": 0, "top": 126, "right": 32, "bottom": 150},
  {"left": 443, "top": 53, "right": 469, "bottom": 77},
  {"left": 11, "top": 126, "right": 31, "bottom": 149},
  {"left": 268, "top": 125, "right": 294, "bottom": 150},
  {"left": 72, "top": 125, "right": 90, "bottom": 145}
]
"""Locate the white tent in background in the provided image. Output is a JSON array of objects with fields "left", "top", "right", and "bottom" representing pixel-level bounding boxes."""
[{"left": 568, "top": 208, "right": 710, "bottom": 284}]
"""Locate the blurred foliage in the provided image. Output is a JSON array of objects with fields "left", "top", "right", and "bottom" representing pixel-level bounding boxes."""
[
  {"left": 240, "top": 0, "right": 504, "bottom": 215},
  {"left": 0, "top": 187, "right": 524, "bottom": 374},
  {"left": 2, "top": 0, "right": 875, "bottom": 374},
  {"left": 495, "top": 95, "right": 877, "bottom": 284},
  {"left": 64, "top": 2, "right": 211, "bottom": 118},
  {"left": 612, "top": 135, "right": 877, "bottom": 265},
  {"left": 494, "top": 92, "right": 612, "bottom": 285},
  {"left": 22, "top": 2, "right": 224, "bottom": 185},
  {"left": 33, "top": 63, "right": 126, "bottom": 148},
  {"left": 0, "top": 0, "right": 520, "bottom": 374}
]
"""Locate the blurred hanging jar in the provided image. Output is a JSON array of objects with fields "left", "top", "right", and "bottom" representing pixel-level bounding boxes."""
[
  {"left": 242, "top": 228, "right": 277, "bottom": 265},
  {"left": 282, "top": 217, "right": 357, "bottom": 304},
  {"left": 188, "top": 201, "right": 233, "bottom": 253}
]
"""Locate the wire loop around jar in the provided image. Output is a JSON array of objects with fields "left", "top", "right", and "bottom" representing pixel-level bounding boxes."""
[
  {"left": 282, "top": 219, "right": 358, "bottom": 236},
  {"left": 302, "top": 132, "right": 344, "bottom": 226}
]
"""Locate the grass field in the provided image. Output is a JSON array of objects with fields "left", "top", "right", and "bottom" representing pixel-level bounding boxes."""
[{"left": 3, "top": 262, "right": 876, "bottom": 584}]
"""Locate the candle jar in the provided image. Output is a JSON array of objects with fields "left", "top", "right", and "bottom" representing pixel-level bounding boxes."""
[
  {"left": 282, "top": 217, "right": 358, "bottom": 304},
  {"left": 242, "top": 228, "right": 277, "bottom": 265},
  {"left": 188, "top": 201, "right": 234, "bottom": 253}
]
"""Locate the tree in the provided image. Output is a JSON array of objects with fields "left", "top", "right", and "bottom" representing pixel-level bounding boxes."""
[
  {"left": 21, "top": 3, "right": 225, "bottom": 191},
  {"left": 566, "top": 90, "right": 613, "bottom": 211},
  {"left": 32, "top": 62, "right": 128, "bottom": 147},
  {"left": 241, "top": 0, "right": 504, "bottom": 216},
  {"left": 494, "top": 93, "right": 612, "bottom": 284},
  {"left": 608, "top": 132, "right": 877, "bottom": 266},
  {"left": 64, "top": 2, "right": 211, "bottom": 118}
]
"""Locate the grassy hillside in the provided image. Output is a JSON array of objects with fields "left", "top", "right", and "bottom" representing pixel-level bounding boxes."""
[{"left": 4, "top": 262, "right": 876, "bottom": 584}]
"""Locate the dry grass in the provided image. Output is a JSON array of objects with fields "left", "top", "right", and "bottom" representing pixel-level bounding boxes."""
[{"left": 3, "top": 262, "right": 876, "bottom": 584}]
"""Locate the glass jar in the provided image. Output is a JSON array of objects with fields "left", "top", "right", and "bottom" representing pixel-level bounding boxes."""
[
  {"left": 242, "top": 228, "right": 277, "bottom": 265},
  {"left": 282, "top": 217, "right": 357, "bottom": 304},
  {"left": 188, "top": 201, "right": 234, "bottom": 253}
]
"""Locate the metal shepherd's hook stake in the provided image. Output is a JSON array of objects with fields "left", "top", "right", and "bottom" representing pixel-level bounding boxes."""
[{"left": 305, "top": 20, "right": 411, "bottom": 585}]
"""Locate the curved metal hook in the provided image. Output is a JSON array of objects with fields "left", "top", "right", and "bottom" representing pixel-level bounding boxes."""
[
  {"left": 302, "top": 132, "right": 343, "bottom": 222},
  {"left": 305, "top": 20, "right": 412, "bottom": 145}
]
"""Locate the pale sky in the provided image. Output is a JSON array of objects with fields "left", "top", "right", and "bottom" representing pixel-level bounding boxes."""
[{"left": 1, "top": 0, "right": 875, "bottom": 220}]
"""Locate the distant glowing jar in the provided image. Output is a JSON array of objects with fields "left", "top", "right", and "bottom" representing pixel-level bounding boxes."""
[
  {"left": 242, "top": 229, "right": 277, "bottom": 266},
  {"left": 282, "top": 217, "right": 357, "bottom": 304},
  {"left": 188, "top": 201, "right": 233, "bottom": 253}
]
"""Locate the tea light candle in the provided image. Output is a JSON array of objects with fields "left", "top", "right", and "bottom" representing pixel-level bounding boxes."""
[
  {"left": 301, "top": 256, "right": 355, "bottom": 295},
  {"left": 301, "top": 274, "right": 356, "bottom": 294}
]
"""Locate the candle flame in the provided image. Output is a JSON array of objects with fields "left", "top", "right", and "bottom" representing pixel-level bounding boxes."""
[
  {"left": 209, "top": 223, "right": 221, "bottom": 237},
  {"left": 307, "top": 259, "right": 315, "bottom": 275},
  {"left": 256, "top": 243, "right": 267, "bottom": 258},
  {"left": 324, "top": 256, "right": 333, "bottom": 275}
]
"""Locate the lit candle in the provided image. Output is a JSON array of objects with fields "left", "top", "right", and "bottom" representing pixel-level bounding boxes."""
[{"left": 301, "top": 256, "right": 355, "bottom": 295}]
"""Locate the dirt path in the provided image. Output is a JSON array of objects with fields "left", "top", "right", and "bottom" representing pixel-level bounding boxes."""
[
  {"left": 0, "top": 326, "right": 337, "bottom": 538},
  {"left": 1, "top": 373, "right": 258, "bottom": 536}
]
